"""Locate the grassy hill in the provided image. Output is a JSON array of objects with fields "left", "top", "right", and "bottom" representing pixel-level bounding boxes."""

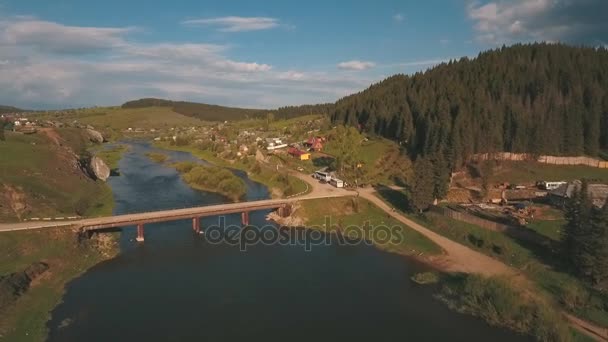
[
  {"left": 0, "top": 129, "right": 114, "bottom": 222},
  {"left": 122, "top": 98, "right": 265, "bottom": 122},
  {"left": 0, "top": 105, "right": 26, "bottom": 114},
  {"left": 122, "top": 98, "right": 334, "bottom": 122}
]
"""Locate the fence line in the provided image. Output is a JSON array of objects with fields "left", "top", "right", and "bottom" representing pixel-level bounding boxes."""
[
  {"left": 470, "top": 152, "right": 608, "bottom": 169},
  {"left": 429, "top": 206, "right": 552, "bottom": 247}
]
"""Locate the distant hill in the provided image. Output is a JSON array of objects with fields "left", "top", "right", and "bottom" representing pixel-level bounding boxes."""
[
  {"left": 0, "top": 105, "right": 25, "bottom": 114},
  {"left": 121, "top": 98, "right": 333, "bottom": 121}
]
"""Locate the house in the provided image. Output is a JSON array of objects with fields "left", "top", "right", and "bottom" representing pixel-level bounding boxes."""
[
  {"left": 288, "top": 147, "right": 310, "bottom": 161},
  {"left": 266, "top": 137, "right": 287, "bottom": 151},
  {"left": 549, "top": 180, "right": 608, "bottom": 208},
  {"left": 239, "top": 144, "right": 249, "bottom": 154},
  {"left": 305, "top": 136, "right": 324, "bottom": 151}
]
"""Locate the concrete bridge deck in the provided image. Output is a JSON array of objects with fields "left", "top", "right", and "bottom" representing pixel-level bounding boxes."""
[{"left": 0, "top": 188, "right": 354, "bottom": 233}]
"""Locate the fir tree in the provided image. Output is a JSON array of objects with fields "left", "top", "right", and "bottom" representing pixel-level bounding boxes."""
[
  {"left": 590, "top": 203, "right": 608, "bottom": 284},
  {"left": 410, "top": 158, "right": 435, "bottom": 212}
]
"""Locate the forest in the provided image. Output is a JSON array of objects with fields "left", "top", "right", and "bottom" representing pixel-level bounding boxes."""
[{"left": 332, "top": 43, "right": 608, "bottom": 165}]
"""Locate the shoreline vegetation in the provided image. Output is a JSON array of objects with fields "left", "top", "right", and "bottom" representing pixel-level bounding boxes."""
[
  {"left": 373, "top": 190, "right": 605, "bottom": 341},
  {"left": 0, "top": 227, "right": 119, "bottom": 341},
  {"left": 155, "top": 142, "right": 309, "bottom": 199},
  {"left": 145, "top": 152, "right": 168, "bottom": 163},
  {"left": 437, "top": 274, "right": 571, "bottom": 342},
  {"left": 172, "top": 161, "right": 246, "bottom": 202}
]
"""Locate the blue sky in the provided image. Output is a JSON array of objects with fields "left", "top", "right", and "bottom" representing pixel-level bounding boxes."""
[{"left": 0, "top": 0, "right": 606, "bottom": 109}]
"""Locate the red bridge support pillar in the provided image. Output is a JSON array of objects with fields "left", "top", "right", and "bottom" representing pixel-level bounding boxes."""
[
  {"left": 136, "top": 224, "right": 145, "bottom": 242},
  {"left": 192, "top": 217, "right": 201, "bottom": 234},
  {"left": 241, "top": 211, "right": 250, "bottom": 226}
]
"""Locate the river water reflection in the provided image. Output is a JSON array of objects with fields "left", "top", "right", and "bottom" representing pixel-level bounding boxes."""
[{"left": 47, "top": 141, "right": 529, "bottom": 341}]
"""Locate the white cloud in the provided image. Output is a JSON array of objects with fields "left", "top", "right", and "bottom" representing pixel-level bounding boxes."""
[
  {"left": 439, "top": 39, "right": 450, "bottom": 45},
  {"left": 467, "top": 0, "right": 608, "bottom": 44},
  {"left": 181, "top": 16, "right": 280, "bottom": 32},
  {"left": 0, "top": 16, "right": 375, "bottom": 109},
  {"left": 337, "top": 60, "right": 376, "bottom": 71},
  {"left": 0, "top": 19, "right": 133, "bottom": 54},
  {"left": 393, "top": 13, "right": 404, "bottom": 22}
]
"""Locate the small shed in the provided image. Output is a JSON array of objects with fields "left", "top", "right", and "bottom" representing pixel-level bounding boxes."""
[{"left": 288, "top": 147, "right": 310, "bottom": 161}]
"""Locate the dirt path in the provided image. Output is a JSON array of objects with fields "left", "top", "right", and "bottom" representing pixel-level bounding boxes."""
[
  {"left": 357, "top": 187, "right": 519, "bottom": 276},
  {"left": 40, "top": 128, "right": 62, "bottom": 146},
  {"left": 356, "top": 186, "right": 607, "bottom": 341}
]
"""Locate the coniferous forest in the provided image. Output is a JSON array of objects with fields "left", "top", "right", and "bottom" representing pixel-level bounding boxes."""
[{"left": 332, "top": 43, "right": 608, "bottom": 166}]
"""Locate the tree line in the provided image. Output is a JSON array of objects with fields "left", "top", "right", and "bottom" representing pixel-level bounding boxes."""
[
  {"left": 331, "top": 43, "right": 608, "bottom": 206},
  {"left": 562, "top": 182, "right": 608, "bottom": 285},
  {"left": 121, "top": 98, "right": 333, "bottom": 122}
]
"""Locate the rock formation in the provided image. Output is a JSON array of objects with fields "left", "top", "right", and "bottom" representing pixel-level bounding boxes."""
[
  {"left": 86, "top": 129, "right": 105, "bottom": 144},
  {"left": 88, "top": 156, "right": 110, "bottom": 181}
]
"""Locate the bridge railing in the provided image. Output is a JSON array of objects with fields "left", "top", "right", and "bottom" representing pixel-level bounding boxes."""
[{"left": 85, "top": 195, "right": 280, "bottom": 219}]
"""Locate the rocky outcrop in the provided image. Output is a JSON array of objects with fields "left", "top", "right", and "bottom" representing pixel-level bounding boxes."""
[
  {"left": 85, "top": 129, "right": 105, "bottom": 144},
  {"left": 2, "top": 185, "right": 27, "bottom": 220},
  {"left": 0, "top": 262, "right": 49, "bottom": 311},
  {"left": 88, "top": 156, "right": 110, "bottom": 181}
]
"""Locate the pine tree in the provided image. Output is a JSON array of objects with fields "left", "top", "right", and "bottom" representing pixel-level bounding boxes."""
[
  {"left": 410, "top": 158, "right": 435, "bottom": 212},
  {"left": 563, "top": 182, "right": 596, "bottom": 280},
  {"left": 590, "top": 203, "right": 608, "bottom": 284}
]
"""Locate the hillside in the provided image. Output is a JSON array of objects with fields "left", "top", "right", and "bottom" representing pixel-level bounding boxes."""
[
  {"left": 332, "top": 43, "right": 608, "bottom": 166},
  {"left": 122, "top": 98, "right": 334, "bottom": 121},
  {"left": 0, "top": 129, "right": 114, "bottom": 221},
  {"left": 114, "top": 44, "right": 608, "bottom": 198},
  {"left": 0, "top": 105, "right": 25, "bottom": 114}
]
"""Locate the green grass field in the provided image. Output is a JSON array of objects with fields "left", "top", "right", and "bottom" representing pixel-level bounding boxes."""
[
  {"left": 493, "top": 161, "right": 608, "bottom": 184},
  {"left": 39, "top": 106, "right": 206, "bottom": 140},
  {"left": 298, "top": 197, "right": 441, "bottom": 256},
  {"left": 526, "top": 219, "right": 565, "bottom": 241}
]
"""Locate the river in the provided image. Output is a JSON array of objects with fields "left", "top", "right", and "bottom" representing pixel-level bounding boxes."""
[{"left": 47, "top": 141, "right": 529, "bottom": 341}]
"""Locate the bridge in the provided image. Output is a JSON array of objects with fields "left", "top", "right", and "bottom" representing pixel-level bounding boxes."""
[
  {"left": 0, "top": 188, "right": 355, "bottom": 241},
  {"left": 79, "top": 198, "right": 294, "bottom": 242}
]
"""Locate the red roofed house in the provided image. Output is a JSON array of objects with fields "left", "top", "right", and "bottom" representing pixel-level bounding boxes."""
[{"left": 305, "top": 137, "right": 324, "bottom": 152}]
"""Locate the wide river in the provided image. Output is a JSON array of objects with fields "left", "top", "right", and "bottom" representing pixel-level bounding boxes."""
[{"left": 47, "top": 141, "right": 528, "bottom": 341}]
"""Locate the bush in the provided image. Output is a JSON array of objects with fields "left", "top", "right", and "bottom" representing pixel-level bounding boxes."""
[
  {"left": 440, "top": 275, "right": 571, "bottom": 342},
  {"left": 173, "top": 163, "right": 246, "bottom": 201},
  {"left": 411, "top": 272, "right": 440, "bottom": 284},
  {"left": 172, "top": 161, "right": 197, "bottom": 173},
  {"left": 249, "top": 162, "right": 262, "bottom": 175}
]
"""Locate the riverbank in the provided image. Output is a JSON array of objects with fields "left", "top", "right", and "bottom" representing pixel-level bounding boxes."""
[
  {"left": 0, "top": 227, "right": 119, "bottom": 341},
  {"left": 155, "top": 142, "right": 309, "bottom": 198}
]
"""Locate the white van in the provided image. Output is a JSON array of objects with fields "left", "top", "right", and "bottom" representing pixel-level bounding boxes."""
[{"left": 313, "top": 171, "right": 331, "bottom": 182}]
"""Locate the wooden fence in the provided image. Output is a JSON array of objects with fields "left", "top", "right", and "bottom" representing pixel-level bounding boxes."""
[
  {"left": 429, "top": 205, "right": 554, "bottom": 248},
  {"left": 470, "top": 152, "right": 608, "bottom": 169}
]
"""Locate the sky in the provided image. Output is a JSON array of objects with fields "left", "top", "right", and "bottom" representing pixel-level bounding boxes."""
[{"left": 0, "top": 0, "right": 606, "bottom": 109}]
